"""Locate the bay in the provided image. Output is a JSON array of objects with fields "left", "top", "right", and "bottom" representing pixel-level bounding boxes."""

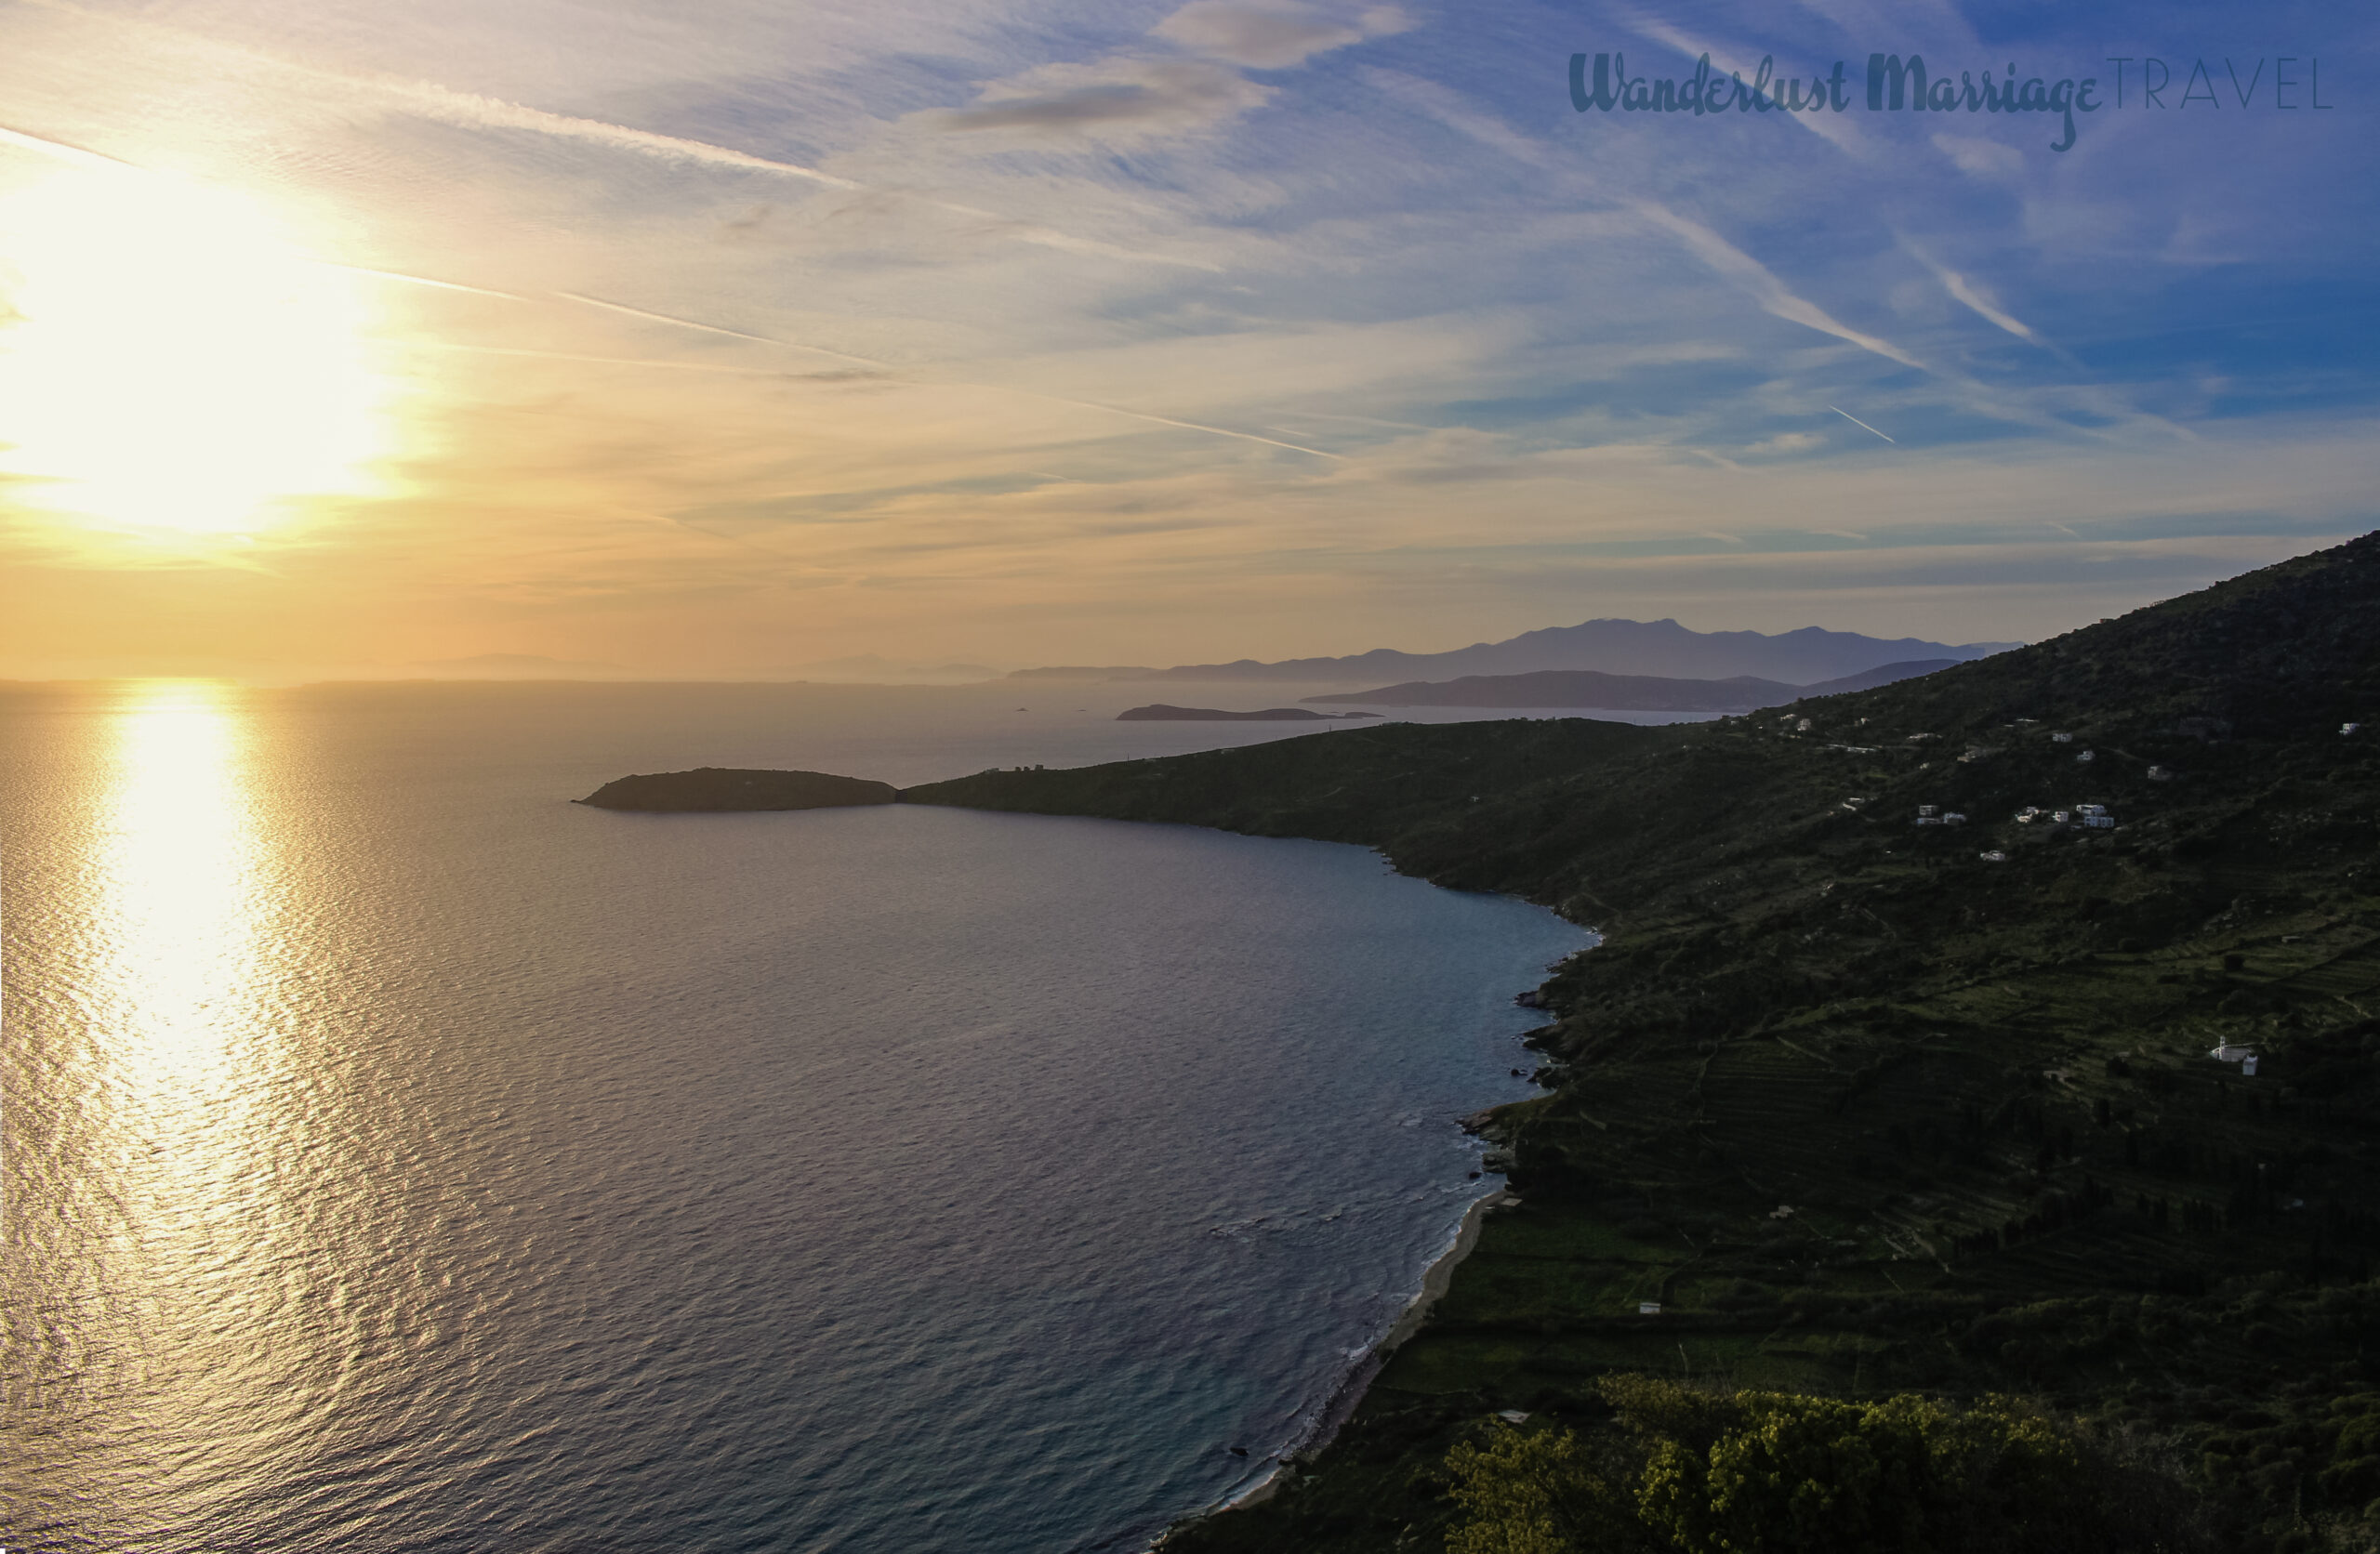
[{"left": 0, "top": 681, "right": 1615, "bottom": 1551}]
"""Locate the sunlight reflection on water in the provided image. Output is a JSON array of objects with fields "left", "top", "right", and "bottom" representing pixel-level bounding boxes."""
[
  {"left": 1, "top": 682, "right": 1587, "bottom": 1551},
  {"left": 10, "top": 682, "right": 325, "bottom": 1521}
]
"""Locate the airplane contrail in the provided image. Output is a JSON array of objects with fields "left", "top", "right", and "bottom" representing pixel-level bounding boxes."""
[
  {"left": 12, "top": 0, "right": 1211, "bottom": 270},
  {"left": 554, "top": 292, "right": 1342, "bottom": 460},
  {"left": 1829, "top": 405, "right": 1897, "bottom": 444},
  {"left": 0, "top": 110, "right": 1318, "bottom": 464},
  {"left": 407, "top": 340, "right": 799, "bottom": 376},
  {"left": 0, "top": 122, "right": 138, "bottom": 172},
  {"left": 329, "top": 264, "right": 534, "bottom": 301},
  {"left": 0, "top": 130, "right": 1253, "bottom": 450},
  {"left": 11, "top": 0, "right": 859, "bottom": 190},
  {"left": 554, "top": 292, "right": 885, "bottom": 366},
  {"left": 1025, "top": 393, "right": 1343, "bottom": 461}
]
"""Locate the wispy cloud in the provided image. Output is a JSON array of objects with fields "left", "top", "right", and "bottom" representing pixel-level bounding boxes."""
[
  {"left": 0, "top": 0, "right": 2369, "bottom": 674},
  {"left": 1157, "top": 1, "right": 1411, "bottom": 69},
  {"left": 1367, "top": 70, "right": 1928, "bottom": 374},
  {"left": 1616, "top": 16, "right": 1871, "bottom": 158},
  {"left": 935, "top": 59, "right": 1267, "bottom": 140},
  {"left": 1933, "top": 264, "right": 2036, "bottom": 341},
  {"left": 1626, "top": 202, "right": 1927, "bottom": 373},
  {"left": 12, "top": 0, "right": 1223, "bottom": 272},
  {"left": 1896, "top": 237, "right": 2062, "bottom": 350},
  {"left": 17, "top": 0, "right": 858, "bottom": 184},
  {"left": 544, "top": 288, "right": 1344, "bottom": 459}
]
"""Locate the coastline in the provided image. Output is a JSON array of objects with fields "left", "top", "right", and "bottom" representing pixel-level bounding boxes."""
[
  {"left": 1155, "top": 1182, "right": 1516, "bottom": 1542},
  {"left": 911, "top": 540, "right": 2380, "bottom": 1550}
]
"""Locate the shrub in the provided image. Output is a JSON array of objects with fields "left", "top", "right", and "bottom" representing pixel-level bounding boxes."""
[
  {"left": 1445, "top": 1424, "right": 1653, "bottom": 1554},
  {"left": 1443, "top": 1380, "right": 2219, "bottom": 1554}
]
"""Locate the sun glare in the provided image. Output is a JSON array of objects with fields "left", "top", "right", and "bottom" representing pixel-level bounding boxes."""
[
  {"left": 93, "top": 679, "right": 269, "bottom": 1073},
  {"left": 0, "top": 169, "right": 390, "bottom": 536}
]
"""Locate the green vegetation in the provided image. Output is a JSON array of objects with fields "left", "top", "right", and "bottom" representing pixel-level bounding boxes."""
[
  {"left": 1440, "top": 1378, "right": 2214, "bottom": 1553},
  {"left": 904, "top": 533, "right": 2380, "bottom": 1551}
]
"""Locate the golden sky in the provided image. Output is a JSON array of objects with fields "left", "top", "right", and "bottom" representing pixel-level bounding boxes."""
[{"left": 0, "top": 0, "right": 2371, "bottom": 679}]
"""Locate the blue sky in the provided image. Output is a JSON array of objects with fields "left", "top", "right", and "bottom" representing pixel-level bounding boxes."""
[{"left": 0, "top": 0, "right": 2372, "bottom": 675}]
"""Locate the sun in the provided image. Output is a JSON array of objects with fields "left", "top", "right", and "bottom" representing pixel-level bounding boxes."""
[{"left": 0, "top": 167, "right": 391, "bottom": 536}]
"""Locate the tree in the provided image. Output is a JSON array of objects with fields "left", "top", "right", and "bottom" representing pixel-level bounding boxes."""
[
  {"left": 1444, "top": 1381, "right": 2214, "bottom": 1554},
  {"left": 1445, "top": 1423, "right": 1650, "bottom": 1554}
]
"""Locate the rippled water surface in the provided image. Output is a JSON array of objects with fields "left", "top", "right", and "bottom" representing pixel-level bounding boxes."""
[{"left": 0, "top": 682, "right": 1589, "bottom": 1551}]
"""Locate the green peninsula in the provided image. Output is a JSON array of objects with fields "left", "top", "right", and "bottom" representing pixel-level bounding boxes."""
[
  {"left": 904, "top": 533, "right": 2380, "bottom": 1550},
  {"left": 577, "top": 767, "right": 896, "bottom": 811}
]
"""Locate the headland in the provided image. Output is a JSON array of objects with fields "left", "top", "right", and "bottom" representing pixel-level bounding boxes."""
[
  {"left": 580, "top": 533, "right": 2380, "bottom": 1550},
  {"left": 905, "top": 533, "right": 2380, "bottom": 1551},
  {"left": 576, "top": 767, "right": 897, "bottom": 811}
]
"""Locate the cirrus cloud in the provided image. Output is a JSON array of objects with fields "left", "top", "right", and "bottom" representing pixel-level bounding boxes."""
[
  {"left": 1156, "top": 1, "right": 1412, "bottom": 70},
  {"left": 934, "top": 58, "right": 1268, "bottom": 142}
]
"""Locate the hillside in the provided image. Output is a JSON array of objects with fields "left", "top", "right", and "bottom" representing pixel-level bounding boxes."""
[
  {"left": 1798, "top": 656, "right": 1965, "bottom": 694},
  {"left": 1304, "top": 669, "right": 1797, "bottom": 710},
  {"left": 906, "top": 533, "right": 2380, "bottom": 1551}
]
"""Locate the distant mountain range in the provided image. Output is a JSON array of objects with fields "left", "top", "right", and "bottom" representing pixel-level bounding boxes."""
[
  {"left": 412, "top": 652, "right": 628, "bottom": 678},
  {"left": 774, "top": 654, "right": 1001, "bottom": 684},
  {"left": 1302, "top": 659, "right": 1959, "bottom": 711},
  {"left": 1011, "top": 618, "right": 2016, "bottom": 687}
]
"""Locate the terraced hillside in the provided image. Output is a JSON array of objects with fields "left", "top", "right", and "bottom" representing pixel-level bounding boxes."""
[{"left": 906, "top": 532, "right": 2380, "bottom": 1551}]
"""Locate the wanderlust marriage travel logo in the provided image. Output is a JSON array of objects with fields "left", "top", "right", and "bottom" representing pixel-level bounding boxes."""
[{"left": 1569, "top": 52, "right": 2336, "bottom": 152}]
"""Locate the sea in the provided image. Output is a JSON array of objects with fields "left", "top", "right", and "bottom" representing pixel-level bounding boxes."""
[{"left": 0, "top": 679, "right": 1679, "bottom": 1552}]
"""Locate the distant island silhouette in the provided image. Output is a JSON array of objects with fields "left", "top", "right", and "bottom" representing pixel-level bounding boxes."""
[
  {"left": 1117, "top": 705, "right": 1383, "bottom": 722},
  {"left": 576, "top": 768, "right": 896, "bottom": 811}
]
